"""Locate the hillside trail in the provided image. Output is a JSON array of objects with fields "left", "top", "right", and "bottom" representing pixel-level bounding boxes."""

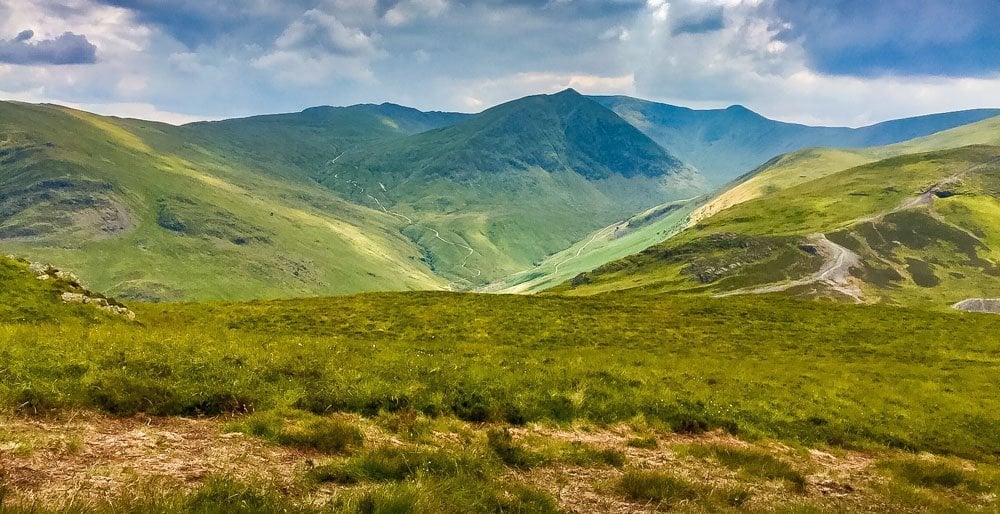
[
  {"left": 861, "top": 156, "right": 1000, "bottom": 223},
  {"left": 714, "top": 234, "right": 864, "bottom": 302},
  {"left": 324, "top": 157, "right": 482, "bottom": 290},
  {"left": 714, "top": 156, "right": 1000, "bottom": 302},
  {"left": 552, "top": 223, "right": 620, "bottom": 274}
]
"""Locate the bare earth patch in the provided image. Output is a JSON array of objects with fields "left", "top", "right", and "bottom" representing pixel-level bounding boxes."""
[{"left": 1, "top": 412, "right": 310, "bottom": 507}]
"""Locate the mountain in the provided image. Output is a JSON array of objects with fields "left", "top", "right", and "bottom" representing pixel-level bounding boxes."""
[
  {"left": 0, "top": 101, "right": 446, "bottom": 301},
  {"left": 0, "top": 92, "right": 706, "bottom": 299},
  {"left": 182, "top": 103, "right": 471, "bottom": 182},
  {"left": 314, "top": 89, "right": 707, "bottom": 284},
  {"left": 555, "top": 115, "right": 1000, "bottom": 309},
  {"left": 5, "top": 90, "right": 998, "bottom": 303},
  {"left": 593, "top": 95, "right": 1000, "bottom": 185}
]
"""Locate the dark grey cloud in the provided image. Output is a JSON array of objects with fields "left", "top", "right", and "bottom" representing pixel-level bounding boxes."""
[
  {"left": 671, "top": 5, "right": 724, "bottom": 35},
  {"left": 772, "top": 0, "right": 1000, "bottom": 77},
  {"left": 0, "top": 29, "right": 97, "bottom": 65},
  {"left": 95, "top": 0, "right": 306, "bottom": 47}
]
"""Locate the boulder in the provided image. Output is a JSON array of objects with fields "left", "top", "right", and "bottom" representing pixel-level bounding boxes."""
[{"left": 952, "top": 298, "right": 1000, "bottom": 314}]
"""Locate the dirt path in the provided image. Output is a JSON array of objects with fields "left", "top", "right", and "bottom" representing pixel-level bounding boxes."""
[
  {"left": 553, "top": 223, "right": 619, "bottom": 275},
  {"left": 716, "top": 234, "right": 864, "bottom": 302},
  {"left": 713, "top": 158, "right": 1000, "bottom": 302}
]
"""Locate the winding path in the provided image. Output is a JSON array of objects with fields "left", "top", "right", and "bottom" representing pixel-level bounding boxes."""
[
  {"left": 714, "top": 234, "right": 864, "bottom": 303},
  {"left": 552, "top": 223, "right": 619, "bottom": 275}
]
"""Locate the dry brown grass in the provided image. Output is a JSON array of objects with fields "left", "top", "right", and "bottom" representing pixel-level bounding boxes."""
[{"left": 0, "top": 413, "right": 991, "bottom": 513}]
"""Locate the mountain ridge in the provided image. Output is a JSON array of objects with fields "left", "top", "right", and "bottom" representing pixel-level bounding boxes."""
[{"left": 592, "top": 95, "right": 1000, "bottom": 185}]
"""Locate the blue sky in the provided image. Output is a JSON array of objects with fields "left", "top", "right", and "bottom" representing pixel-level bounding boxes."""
[{"left": 2, "top": 0, "right": 999, "bottom": 126}]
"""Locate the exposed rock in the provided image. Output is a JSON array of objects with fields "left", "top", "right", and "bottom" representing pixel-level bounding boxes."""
[
  {"left": 952, "top": 298, "right": 1000, "bottom": 314},
  {"left": 60, "top": 290, "right": 136, "bottom": 320}
]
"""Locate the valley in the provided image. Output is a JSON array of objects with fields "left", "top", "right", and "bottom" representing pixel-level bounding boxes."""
[{"left": 3, "top": 92, "right": 998, "bottom": 301}]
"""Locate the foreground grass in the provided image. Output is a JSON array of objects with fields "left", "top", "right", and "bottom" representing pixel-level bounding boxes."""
[
  {"left": 4, "top": 291, "right": 1000, "bottom": 461},
  {"left": 7, "top": 409, "right": 1000, "bottom": 513}
]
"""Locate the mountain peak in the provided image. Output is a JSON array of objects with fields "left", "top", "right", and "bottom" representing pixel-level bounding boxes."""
[{"left": 554, "top": 87, "right": 582, "bottom": 97}]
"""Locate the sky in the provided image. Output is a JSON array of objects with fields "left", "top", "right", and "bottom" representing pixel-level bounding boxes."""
[{"left": 1, "top": 0, "right": 999, "bottom": 126}]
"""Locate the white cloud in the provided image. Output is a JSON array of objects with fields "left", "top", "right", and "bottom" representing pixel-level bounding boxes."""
[
  {"left": 275, "top": 9, "right": 378, "bottom": 57},
  {"left": 253, "top": 7, "right": 382, "bottom": 86},
  {"left": 600, "top": 26, "right": 630, "bottom": 42},
  {"left": 383, "top": 0, "right": 448, "bottom": 26},
  {"left": 623, "top": 0, "right": 1000, "bottom": 126},
  {"left": 253, "top": 50, "right": 376, "bottom": 85},
  {"left": 647, "top": 0, "right": 670, "bottom": 23}
]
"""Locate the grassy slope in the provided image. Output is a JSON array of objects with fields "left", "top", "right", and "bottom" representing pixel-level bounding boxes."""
[
  {"left": 0, "top": 101, "right": 445, "bottom": 301},
  {"left": 487, "top": 198, "right": 701, "bottom": 293},
  {"left": 181, "top": 103, "right": 471, "bottom": 183},
  {"left": 6, "top": 259, "right": 1000, "bottom": 511},
  {"left": 685, "top": 115, "right": 1000, "bottom": 229},
  {"left": 4, "top": 290, "right": 1000, "bottom": 458},
  {"left": 557, "top": 117, "right": 1000, "bottom": 307},
  {"left": 0, "top": 93, "right": 709, "bottom": 296}
]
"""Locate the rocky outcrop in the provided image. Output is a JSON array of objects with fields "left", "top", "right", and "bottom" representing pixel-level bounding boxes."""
[
  {"left": 12, "top": 256, "right": 137, "bottom": 320},
  {"left": 61, "top": 292, "right": 136, "bottom": 320},
  {"left": 952, "top": 298, "right": 1000, "bottom": 314}
]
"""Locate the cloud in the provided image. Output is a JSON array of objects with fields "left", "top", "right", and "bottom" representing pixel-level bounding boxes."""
[
  {"left": 382, "top": 0, "right": 448, "bottom": 26},
  {"left": 0, "top": 29, "right": 97, "bottom": 64},
  {"left": 253, "top": 7, "right": 381, "bottom": 85},
  {"left": 671, "top": 5, "right": 725, "bottom": 35},
  {"left": 275, "top": 9, "right": 378, "bottom": 57},
  {"left": 4, "top": 0, "right": 1000, "bottom": 127},
  {"left": 93, "top": 0, "right": 298, "bottom": 48},
  {"left": 771, "top": 0, "right": 1000, "bottom": 77}
]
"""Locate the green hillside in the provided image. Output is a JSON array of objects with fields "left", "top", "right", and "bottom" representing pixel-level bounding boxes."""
[
  {"left": 0, "top": 101, "right": 445, "bottom": 301},
  {"left": 558, "top": 117, "right": 1000, "bottom": 310},
  {"left": 318, "top": 89, "right": 707, "bottom": 285},
  {"left": 181, "top": 103, "right": 470, "bottom": 183},
  {"left": 485, "top": 198, "right": 701, "bottom": 293},
  {"left": 0, "top": 93, "right": 712, "bottom": 298},
  {"left": 594, "top": 95, "right": 1000, "bottom": 185}
]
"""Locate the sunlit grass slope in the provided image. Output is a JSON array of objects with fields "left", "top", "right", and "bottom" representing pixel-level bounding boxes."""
[
  {"left": 487, "top": 198, "right": 700, "bottom": 293},
  {"left": 0, "top": 101, "right": 446, "bottom": 300},
  {"left": 557, "top": 118, "right": 1000, "bottom": 308},
  {"left": 6, "top": 256, "right": 1000, "bottom": 511},
  {"left": 4, "top": 289, "right": 1000, "bottom": 458}
]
